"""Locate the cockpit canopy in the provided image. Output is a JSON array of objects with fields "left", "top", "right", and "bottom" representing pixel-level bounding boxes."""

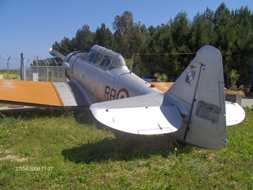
[{"left": 86, "top": 45, "right": 126, "bottom": 70}]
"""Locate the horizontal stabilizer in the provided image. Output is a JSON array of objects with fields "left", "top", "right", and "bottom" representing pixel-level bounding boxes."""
[
  {"left": 90, "top": 94, "right": 182, "bottom": 135},
  {"left": 225, "top": 101, "right": 246, "bottom": 126}
]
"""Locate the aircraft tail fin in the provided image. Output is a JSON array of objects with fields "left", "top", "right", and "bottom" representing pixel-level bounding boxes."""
[{"left": 165, "top": 46, "right": 227, "bottom": 150}]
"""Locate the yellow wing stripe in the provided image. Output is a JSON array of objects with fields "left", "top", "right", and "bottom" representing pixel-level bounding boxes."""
[{"left": 0, "top": 80, "right": 64, "bottom": 106}]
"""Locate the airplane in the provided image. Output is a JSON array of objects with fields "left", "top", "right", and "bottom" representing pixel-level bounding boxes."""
[{"left": 0, "top": 45, "right": 245, "bottom": 150}]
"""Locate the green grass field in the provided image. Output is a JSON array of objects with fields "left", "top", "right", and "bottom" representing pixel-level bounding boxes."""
[
  {"left": 0, "top": 107, "right": 252, "bottom": 189},
  {"left": 0, "top": 73, "right": 20, "bottom": 80}
]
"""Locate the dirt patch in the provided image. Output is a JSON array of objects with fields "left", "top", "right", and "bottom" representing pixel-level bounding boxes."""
[{"left": 0, "top": 149, "right": 28, "bottom": 162}]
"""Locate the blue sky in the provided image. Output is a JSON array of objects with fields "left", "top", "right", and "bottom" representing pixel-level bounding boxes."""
[{"left": 0, "top": 0, "right": 252, "bottom": 69}]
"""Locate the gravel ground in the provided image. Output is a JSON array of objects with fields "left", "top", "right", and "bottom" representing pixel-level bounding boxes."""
[{"left": 241, "top": 97, "right": 253, "bottom": 108}]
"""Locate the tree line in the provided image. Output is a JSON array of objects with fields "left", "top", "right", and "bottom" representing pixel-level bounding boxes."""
[{"left": 51, "top": 3, "right": 253, "bottom": 87}]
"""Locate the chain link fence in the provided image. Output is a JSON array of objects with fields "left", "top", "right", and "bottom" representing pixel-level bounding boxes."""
[{"left": 26, "top": 66, "right": 66, "bottom": 82}]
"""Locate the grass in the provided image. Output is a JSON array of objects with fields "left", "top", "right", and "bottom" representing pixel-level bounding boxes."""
[
  {"left": 0, "top": 107, "right": 252, "bottom": 189},
  {"left": 0, "top": 73, "right": 20, "bottom": 80},
  {"left": 0, "top": 70, "right": 65, "bottom": 82}
]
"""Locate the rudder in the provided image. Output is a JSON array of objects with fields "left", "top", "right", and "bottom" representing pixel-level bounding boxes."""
[{"left": 166, "top": 46, "right": 226, "bottom": 150}]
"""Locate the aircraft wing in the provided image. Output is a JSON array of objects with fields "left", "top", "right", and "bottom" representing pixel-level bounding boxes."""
[
  {"left": 90, "top": 93, "right": 182, "bottom": 135},
  {"left": 0, "top": 80, "right": 92, "bottom": 107},
  {"left": 149, "top": 82, "right": 174, "bottom": 93}
]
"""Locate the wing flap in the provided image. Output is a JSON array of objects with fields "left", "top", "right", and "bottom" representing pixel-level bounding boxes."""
[{"left": 90, "top": 94, "right": 182, "bottom": 135}]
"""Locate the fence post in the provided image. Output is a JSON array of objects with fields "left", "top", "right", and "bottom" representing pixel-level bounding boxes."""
[{"left": 20, "top": 53, "right": 26, "bottom": 80}]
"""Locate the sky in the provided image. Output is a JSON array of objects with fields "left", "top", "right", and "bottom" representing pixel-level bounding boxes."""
[{"left": 0, "top": 0, "right": 252, "bottom": 69}]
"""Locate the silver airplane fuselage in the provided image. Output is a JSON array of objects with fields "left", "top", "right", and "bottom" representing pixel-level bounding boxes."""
[{"left": 63, "top": 45, "right": 159, "bottom": 103}]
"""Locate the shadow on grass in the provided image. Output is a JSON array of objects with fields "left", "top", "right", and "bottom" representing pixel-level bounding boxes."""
[
  {"left": 0, "top": 106, "right": 95, "bottom": 124},
  {"left": 0, "top": 107, "right": 193, "bottom": 163},
  {"left": 64, "top": 108, "right": 193, "bottom": 164},
  {"left": 62, "top": 134, "right": 193, "bottom": 164},
  {"left": 0, "top": 107, "right": 68, "bottom": 119}
]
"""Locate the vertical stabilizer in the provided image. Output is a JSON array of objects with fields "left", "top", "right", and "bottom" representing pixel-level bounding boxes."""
[{"left": 166, "top": 46, "right": 226, "bottom": 150}]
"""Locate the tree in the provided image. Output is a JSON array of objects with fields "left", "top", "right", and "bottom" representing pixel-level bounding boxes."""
[
  {"left": 95, "top": 23, "right": 117, "bottom": 51},
  {"left": 74, "top": 25, "right": 95, "bottom": 52},
  {"left": 140, "top": 25, "right": 175, "bottom": 75},
  {"left": 212, "top": 4, "right": 253, "bottom": 86},
  {"left": 189, "top": 8, "right": 217, "bottom": 51},
  {"left": 31, "top": 58, "right": 57, "bottom": 67},
  {"left": 52, "top": 37, "right": 74, "bottom": 56},
  {"left": 139, "top": 12, "right": 193, "bottom": 77},
  {"left": 113, "top": 11, "right": 147, "bottom": 58},
  {"left": 113, "top": 11, "right": 134, "bottom": 34},
  {"left": 154, "top": 73, "right": 168, "bottom": 82},
  {"left": 139, "top": 3, "right": 252, "bottom": 87},
  {"left": 228, "top": 69, "right": 240, "bottom": 88},
  {"left": 229, "top": 6, "right": 253, "bottom": 86},
  {"left": 213, "top": 3, "right": 233, "bottom": 76},
  {"left": 50, "top": 4, "right": 253, "bottom": 88},
  {"left": 168, "top": 12, "right": 193, "bottom": 72},
  {"left": 129, "top": 22, "right": 147, "bottom": 56}
]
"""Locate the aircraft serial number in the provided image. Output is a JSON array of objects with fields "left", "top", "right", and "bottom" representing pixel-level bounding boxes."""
[
  {"left": 104, "top": 86, "right": 116, "bottom": 100},
  {"left": 104, "top": 86, "right": 129, "bottom": 100}
]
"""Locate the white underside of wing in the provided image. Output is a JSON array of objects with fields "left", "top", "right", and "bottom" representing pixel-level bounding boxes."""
[
  {"left": 225, "top": 101, "right": 246, "bottom": 126},
  {"left": 90, "top": 94, "right": 182, "bottom": 135}
]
